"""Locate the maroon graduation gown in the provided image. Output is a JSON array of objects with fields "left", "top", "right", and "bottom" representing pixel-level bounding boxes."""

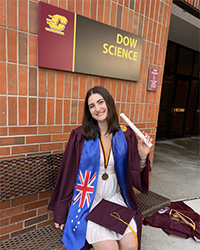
[{"left": 48, "top": 126, "right": 151, "bottom": 250}]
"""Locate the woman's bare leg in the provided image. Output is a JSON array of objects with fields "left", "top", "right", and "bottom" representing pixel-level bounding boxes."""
[
  {"left": 118, "top": 232, "right": 137, "bottom": 250},
  {"left": 92, "top": 240, "right": 119, "bottom": 250}
]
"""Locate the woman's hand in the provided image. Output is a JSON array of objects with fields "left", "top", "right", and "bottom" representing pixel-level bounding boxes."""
[
  {"left": 54, "top": 222, "right": 65, "bottom": 230},
  {"left": 137, "top": 131, "right": 153, "bottom": 160}
]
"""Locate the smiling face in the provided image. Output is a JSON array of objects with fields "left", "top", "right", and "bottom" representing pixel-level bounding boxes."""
[{"left": 88, "top": 93, "right": 108, "bottom": 123}]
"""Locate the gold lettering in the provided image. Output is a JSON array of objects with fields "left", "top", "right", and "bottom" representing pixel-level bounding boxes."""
[
  {"left": 116, "top": 33, "right": 123, "bottom": 44},
  {"left": 129, "top": 39, "right": 137, "bottom": 48},
  {"left": 103, "top": 43, "right": 108, "bottom": 54},
  {"left": 109, "top": 45, "right": 114, "bottom": 55}
]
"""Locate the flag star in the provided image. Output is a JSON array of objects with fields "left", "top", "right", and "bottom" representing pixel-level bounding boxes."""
[
  {"left": 76, "top": 215, "right": 78, "bottom": 218},
  {"left": 71, "top": 220, "right": 73, "bottom": 223},
  {"left": 77, "top": 221, "right": 80, "bottom": 224},
  {"left": 78, "top": 209, "right": 81, "bottom": 213}
]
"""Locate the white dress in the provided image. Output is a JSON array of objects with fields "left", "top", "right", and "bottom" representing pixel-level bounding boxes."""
[{"left": 86, "top": 150, "right": 137, "bottom": 244}]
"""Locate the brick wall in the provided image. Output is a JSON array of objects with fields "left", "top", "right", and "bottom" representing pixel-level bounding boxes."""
[
  {"left": 184, "top": 0, "right": 200, "bottom": 10},
  {"left": 0, "top": 0, "right": 172, "bottom": 241}
]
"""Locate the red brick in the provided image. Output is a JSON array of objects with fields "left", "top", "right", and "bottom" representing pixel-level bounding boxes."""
[
  {"left": 52, "top": 133, "right": 70, "bottom": 142},
  {"left": 63, "top": 125, "right": 78, "bottom": 133},
  {"left": 29, "top": 35, "right": 37, "bottom": 66},
  {"left": 76, "top": 0, "right": 82, "bottom": 14},
  {"left": 91, "top": 0, "right": 97, "bottom": 20},
  {"left": 29, "top": 98, "right": 37, "bottom": 125},
  {"left": 38, "top": 206, "right": 49, "bottom": 215},
  {"left": 56, "top": 100, "right": 63, "bottom": 124},
  {"left": 37, "top": 219, "right": 54, "bottom": 229},
  {"left": 0, "top": 137, "right": 24, "bottom": 146},
  {"left": 19, "top": 0, "right": 28, "bottom": 31},
  {"left": 7, "top": 29, "right": 17, "bottom": 63},
  {"left": 38, "top": 125, "right": 62, "bottom": 134},
  {"left": 0, "top": 0, "right": 5, "bottom": 26},
  {"left": 56, "top": 71, "right": 64, "bottom": 98},
  {"left": 29, "top": 1, "right": 38, "bottom": 34},
  {"left": 12, "top": 194, "right": 38, "bottom": 207},
  {"left": 29, "top": 67, "right": 37, "bottom": 96},
  {"left": 71, "top": 100, "right": 78, "bottom": 124},
  {"left": 78, "top": 101, "right": 84, "bottom": 124},
  {"left": 8, "top": 97, "right": 17, "bottom": 125},
  {"left": 133, "top": 12, "right": 139, "bottom": 35},
  {"left": 0, "top": 222, "right": 23, "bottom": 235},
  {"left": 0, "top": 96, "right": 6, "bottom": 126},
  {"left": 154, "top": 0, "right": 160, "bottom": 21},
  {"left": 7, "top": 64, "right": 17, "bottom": 95},
  {"left": 150, "top": 0, "right": 155, "bottom": 19},
  {"left": 0, "top": 147, "right": 10, "bottom": 155},
  {"left": 0, "top": 218, "right": 9, "bottom": 227},
  {"left": 48, "top": 70, "right": 55, "bottom": 97},
  {"left": 127, "top": 9, "right": 133, "bottom": 32},
  {"left": 40, "top": 142, "right": 63, "bottom": 151},
  {"left": 59, "top": 0, "right": 66, "bottom": 9},
  {"left": 140, "top": 0, "right": 145, "bottom": 15},
  {"left": 39, "top": 68, "right": 47, "bottom": 97},
  {"left": 24, "top": 200, "right": 49, "bottom": 211},
  {"left": 38, "top": 98, "right": 46, "bottom": 125},
  {"left": 0, "top": 62, "right": 6, "bottom": 94},
  {"left": 19, "top": 97, "right": 27, "bottom": 125},
  {"left": 68, "top": 0, "right": 74, "bottom": 12},
  {"left": 64, "top": 72, "right": 72, "bottom": 98},
  {"left": 19, "top": 32, "right": 27, "bottom": 64},
  {"left": 79, "top": 75, "right": 86, "bottom": 99},
  {"left": 10, "top": 210, "right": 36, "bottom": 224},
  {"left": 26, "top": 135, "right": 51, "bottom": 144},
  {"left": 7, "top": 0, "right": 17, "bottom": 28},
  {"left": 47, "top": 99, "right": 54, "bottom": 124},
  {"left": 145, "top": 0, "right": 150, "bottom": 17},
  {"left": 0, "top": 28, "right": 5, "bottom": 61},
  {"left": 0, "top": 200, "right": 10, "bottom": 210},
  {"left": 12, "top": 144, "right": 38, "bottom": 154},
  {"left": 9, "top": 127, "right": 37, "bottom": 135},
  {"left": 72, "top": 74, "right": 79, "bottom": 99},
  {"left": 18, "top": 65, "right": 27, "bottom": 95},
  {"left": 64, "top": 100, "right": 70, "bottom": 124},
  {"left": 39, "top": 190, "right": 53, "bottom": 200},
  {"left": 135, "top": 0, "right": 140, "bottom": 12},
  {"left": 110, "top": 2, "right": 117, "bottom": 27},
  {"left": 97, "top": 0, "right": 104, "bottom": 22},
  {"left": 0, "top": 127, "right": 7, "bottom": 136},
  {"left": 83, "top": 0, "right": 90, "bottom": 18},
  {"left": 122, "top": 7, "right": 128, "bottom": 31},
  {"left": 0, "top": 206, "right": 23, "bottom": 219}
]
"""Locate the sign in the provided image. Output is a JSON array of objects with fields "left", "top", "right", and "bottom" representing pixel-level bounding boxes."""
[
  {"left": 38, "top": 2, "right": 143, "bottom": 81},
  {"left": 147, "top": 67, "right": 159, "bottom": 91}
]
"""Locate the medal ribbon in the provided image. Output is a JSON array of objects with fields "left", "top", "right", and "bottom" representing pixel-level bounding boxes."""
[{"left": 99, "top": 134, "right": 113, "bottom": 169}]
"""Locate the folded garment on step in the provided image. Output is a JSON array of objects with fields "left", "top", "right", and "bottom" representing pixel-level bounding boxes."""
[{"left": 143, "top": 201, "right": 200, "bottom": 242}]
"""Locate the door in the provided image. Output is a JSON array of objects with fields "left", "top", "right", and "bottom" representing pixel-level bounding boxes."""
[{"left": 169, "top": 76, "right": 189, "bottom": 138}]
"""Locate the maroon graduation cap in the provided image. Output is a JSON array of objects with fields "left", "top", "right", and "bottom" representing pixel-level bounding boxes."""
[{"left": 86, "top": 199, "right": 136, "bottom": 235}]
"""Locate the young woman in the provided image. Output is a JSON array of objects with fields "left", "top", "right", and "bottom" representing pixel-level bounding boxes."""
[{"left": 48, "top": 86, "right": 152, "bottom": 250}]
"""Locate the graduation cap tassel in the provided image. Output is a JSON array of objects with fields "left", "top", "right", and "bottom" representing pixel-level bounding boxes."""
[{"left": 110, "top": 212, "right": 138, "bottom": 250}]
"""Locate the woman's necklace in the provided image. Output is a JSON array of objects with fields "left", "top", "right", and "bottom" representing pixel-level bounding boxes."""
[{"left": 99, "top": 134, "right": 112, "bottom": 181}]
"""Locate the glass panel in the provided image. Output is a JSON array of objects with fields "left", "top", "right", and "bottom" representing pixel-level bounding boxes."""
[
  {"left": 165, "top": 43, "right": 176, "bottom": 72},
  {"left": 188, "top": 80, "right": 198, "bottom": 110},
  {"left": 193, "top": 52, "right": 200, "bottom": 78},
  {"left": 160, "top": 74, "right": 174, "bottom": 110},
  {"left": 157, "top": 110, "right": 170, "bottom": 139},
  {"left": 170, "top": 113, "right": 184, "bottom": 137},
  {"left": 184, "top": 111, "right": 193, "bottom": 135},
  {"left": 177, "top": 47, "right": 193, "bottom": 76},
  {"left": 174, "top": 79, "right": 189, "bottom": 108}
]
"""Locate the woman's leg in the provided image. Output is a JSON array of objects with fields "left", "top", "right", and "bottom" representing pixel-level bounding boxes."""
[
  {"left": 92, "top": 240, "right": 119, "bottom": 250},
  {"left": 118, "top": 232, "right": 137, "bottom": 250}
]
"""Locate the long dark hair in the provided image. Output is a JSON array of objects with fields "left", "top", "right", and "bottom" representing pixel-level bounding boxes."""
[{"left": 82, "top": 86, "right": 119, "bottom": 140}]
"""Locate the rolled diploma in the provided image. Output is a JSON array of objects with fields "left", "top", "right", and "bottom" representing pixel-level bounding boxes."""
[{"left": 120, "top": 113, "right": 152, "bottom": 148}]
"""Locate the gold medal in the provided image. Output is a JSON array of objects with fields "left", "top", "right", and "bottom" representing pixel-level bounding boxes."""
[{"left": 102, "top": 172, "right": 109, "bottom": 180}]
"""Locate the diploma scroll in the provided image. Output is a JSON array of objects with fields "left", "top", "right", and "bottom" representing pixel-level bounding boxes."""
[{"left": 120, "top": 113, "right": 152, "bottom": 148}]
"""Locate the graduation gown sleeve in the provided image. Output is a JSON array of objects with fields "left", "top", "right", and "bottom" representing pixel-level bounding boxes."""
[{"left": 48, "top": 127, "right": 84, "bottom": 224}]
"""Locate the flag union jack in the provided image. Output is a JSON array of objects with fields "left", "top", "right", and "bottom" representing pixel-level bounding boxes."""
[{"left": 73, "top": 170, "right": 97, "bottom": 208}]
